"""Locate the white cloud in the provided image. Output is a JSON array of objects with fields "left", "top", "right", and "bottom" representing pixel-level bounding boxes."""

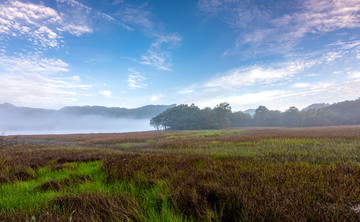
[
  {"left": 100, "top": 90, "right": 112, "bottom": 97},
  {"left": 0, "top": 0, "right": 92, "bottom": 49},
  {"left": 192, "top": 90, "right": 285, "bottom": 109},
  {"left": 60, "top": 24, "right": 92, "bottom": 36},
  {"left": 0, "top": 73, "right": 91, "bottom": 107},
  {"left": 178, "top": 85, "right": 196, "bottom": 94},
  {"left": 127, "top": 68, "right": 148, "bottom": 89},
  {"left": 150, "top": 94, "right": 163, "bottom": 102},
  {"left": 0, "top": 54, "right": 92, "bottom": 107},
  {"left": 349, "top": 71, "right": 360, "bottom": 79},
  {"left": 0, "top": 54, "right": 69, "bottom": 74},
  {"left": 206, "top": 60, "right": 316, "bottom": 89},
  {"left": 325, "top": 51, "right": 344, "bottom": 61},
  {"left": 292, "top": 83, "right": 312, "bottom": 88}
]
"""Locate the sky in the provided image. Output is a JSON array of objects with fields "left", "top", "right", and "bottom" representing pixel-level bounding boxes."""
[{"left": 0, "top": 0, "right": 360, "bottom": 111}]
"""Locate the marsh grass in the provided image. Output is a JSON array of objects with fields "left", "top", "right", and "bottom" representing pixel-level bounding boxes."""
[
  {"left": 103, "top": 153, "right": 360, "bottom": 221},
  {"left": 2, "top": 126, "right": 360, "bottom": 221},
  {"left": 166, "top": 130, "right": 244, "bottom": 139}
]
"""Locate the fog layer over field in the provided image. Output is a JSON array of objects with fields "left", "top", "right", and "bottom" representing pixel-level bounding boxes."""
[
  {"left": 0, "top": 103, "right": 174, "bottom": 135},
  {"left": 0, "top": 114, "right": 152, "bottom": 135}
]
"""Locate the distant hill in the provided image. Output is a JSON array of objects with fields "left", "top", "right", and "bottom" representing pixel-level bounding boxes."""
[
  {"left": 59, "top": 104, "right": 176, "bottom": 119},
  {"left": 301, "top": 103, "right": 329, "bottom": 112},
  {"left": 0, "top": 103, "right": 176, "bottom": 119}
]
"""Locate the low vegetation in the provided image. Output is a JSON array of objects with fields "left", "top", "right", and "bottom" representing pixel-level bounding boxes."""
[{"left": 2, "top": 126, "right": 360, "bottom": 221}]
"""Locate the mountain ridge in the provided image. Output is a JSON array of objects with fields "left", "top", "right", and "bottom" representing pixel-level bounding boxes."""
[{"left": 0, "top": 103, "right": 176, "bottom": 119}]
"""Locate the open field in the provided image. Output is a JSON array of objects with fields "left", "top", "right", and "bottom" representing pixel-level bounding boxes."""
[{"left": 1, "top": 126, "right": 360, "bottom": 221}]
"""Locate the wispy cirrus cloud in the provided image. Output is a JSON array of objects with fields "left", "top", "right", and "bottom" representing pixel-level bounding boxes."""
[
  {"left": 117, "top": 3, "right": 182, "bottom": 71},
  {"left": 119, "top": 3, "right": 154, "bottom": 30},
  {"left": 57, "top": 0, "right": 131, "bottom": 30},
  {"left": 127, "top": 68, "right": 148, "bottom": 89},
  {"left": 140, "top": 33, "right": 182, "bottom": 71},
  {"left": 268, "top": 0, "right": 360, "bottom": 44},
  {"left": 198, "top": 0, "right": 360, "bottom": 56},
  {"left": 56, "top": 0, "right": 92, "bottom": 12}
]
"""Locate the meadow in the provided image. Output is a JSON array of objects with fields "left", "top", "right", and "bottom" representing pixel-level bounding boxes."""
[{"left": 1, "top": 126, "right": 360, "bottom": 221}]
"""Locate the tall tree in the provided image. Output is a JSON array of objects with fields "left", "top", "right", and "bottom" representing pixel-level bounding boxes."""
[{"left": 214, "top": 102, "right": 232, "bottom": 128}]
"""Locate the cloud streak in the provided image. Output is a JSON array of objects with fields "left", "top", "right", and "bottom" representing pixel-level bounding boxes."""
[
  {"left": 198, "top": 0, "right": 360, "bottom": 56},
  {"left": 206, "top": 60, "right": 317, "bottom": 89},
  {"left": 127, "top": 68, "right": 148, "bottom": 89},
  {"left": 270, "top": 0, "right": 360, "bottom": 42},
  {"left": 117, "top": 3, "right": 182, "bottom": 70},
  {"left": 140, "top": 33, "right": 182, "bottom": 71}
]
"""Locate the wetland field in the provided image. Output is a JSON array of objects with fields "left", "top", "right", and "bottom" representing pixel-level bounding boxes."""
[{"left": 1, "top": 126, "right": 360, "bottom": 221}]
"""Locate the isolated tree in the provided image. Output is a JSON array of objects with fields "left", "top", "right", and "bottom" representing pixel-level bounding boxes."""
[{"left": 150, "top": 104, "right": 202, "bottom": 130}]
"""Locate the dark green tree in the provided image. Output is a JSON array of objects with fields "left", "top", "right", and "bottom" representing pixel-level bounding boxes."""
[
  {"left": 283, "top": 106, "right": 302, "bottom": 127},
  {"left": 214, "top": 102, "right": 232, "bottom": 128}
]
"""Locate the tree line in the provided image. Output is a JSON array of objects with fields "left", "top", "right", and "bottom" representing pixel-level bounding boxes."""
[{"left": 150, "top": 98, "right": 360, "bottom": 130}]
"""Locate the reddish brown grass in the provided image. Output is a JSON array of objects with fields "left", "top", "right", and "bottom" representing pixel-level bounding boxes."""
[
  {"left": 2, "top": 126, "right": 360, "bottom": 221},
  {"left": 0, "top": 145, "right": 115, "bottom": 183},
  {"left": 7, "top": 126, "right": 360, "bottom": 146},
  {"left": 35, "top": 180, "right": 62, "bottom": 191},
  {"left": 103, "top": 153, "right": 360, "bottom": 221}
]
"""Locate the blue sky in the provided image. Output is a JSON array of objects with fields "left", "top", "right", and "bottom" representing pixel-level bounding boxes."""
[{"left": 0, "top": 0, "right": 360, "bottom": 111}]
